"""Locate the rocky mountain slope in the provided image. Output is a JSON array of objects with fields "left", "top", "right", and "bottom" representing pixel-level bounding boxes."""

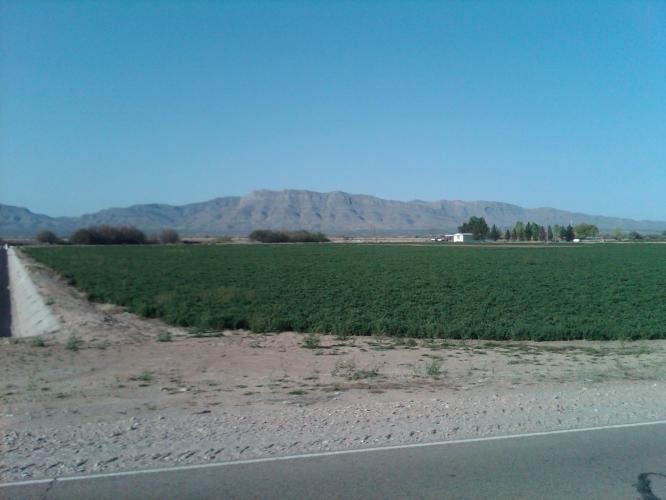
[{"left": 2, "top": 189, "right": 665, "bottom": 236}]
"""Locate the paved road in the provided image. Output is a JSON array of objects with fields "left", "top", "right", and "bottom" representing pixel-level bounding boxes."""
[
  {"left": 0, "top": 248, "right": 11, "bottom": 337},
  {"left": 3, "top": 422, "right": 666, "bottom": 499}
]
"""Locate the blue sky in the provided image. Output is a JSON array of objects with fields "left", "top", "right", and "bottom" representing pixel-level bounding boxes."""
[{"left": 1, "top": 1, "right": 665, "bottom": 219}]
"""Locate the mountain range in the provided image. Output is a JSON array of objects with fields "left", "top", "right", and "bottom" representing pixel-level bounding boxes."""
[{"left": 2, "top": 189, "right": 665, "bottom": 236}]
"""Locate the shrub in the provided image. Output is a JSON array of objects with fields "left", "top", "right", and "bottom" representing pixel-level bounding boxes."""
[
  {"left": 249, "top": 230, "right": 329, "bottom": 243},
  {"left": 425, "top": 358, "right": 442, "bottom": 378},
  {"left": 36, "top": 230, "right": 60, "bottom": 244},
  {"left": 160, "top": 229, "right": 180, "bottom": 244},
  {"left": 69, "top": 225, "right": 146, "bottom": 245},
  {"left": 130, "top": 371, "right": 154, "bottom": 382},
  {"left": 157, "top": 331, "right": 172, "bottom": 342},
  {"left": 69, "top": 228, "right": 94, "bottom": 245},
  {"left": 65, "top": 334, "right": 82, "bottom": 351},
  {"left": 302, "top": 332, "right": 321, "bottom": 349},
  {"left": 335, "top": 331, "right": 351, "bottom": 341},
  {"left": 31, "top": 336, "right": 46, "bottom": 347},
  {"left": 332, "top": 359, "right": 379, "bottom": 380}
]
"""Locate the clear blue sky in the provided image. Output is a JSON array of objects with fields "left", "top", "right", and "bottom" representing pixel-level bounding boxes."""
[{"left": 1, "top": 1, "right": 665, "bottom": 220}]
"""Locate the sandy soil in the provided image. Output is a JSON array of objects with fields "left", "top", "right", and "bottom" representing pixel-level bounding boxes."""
[{"left": 2, "top": 254, "right": 666, "bottom": 482}]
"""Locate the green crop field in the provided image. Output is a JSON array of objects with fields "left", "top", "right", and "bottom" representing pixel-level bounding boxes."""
[{"left": 24, "top": 244, "right": 666, "bottom": 341}]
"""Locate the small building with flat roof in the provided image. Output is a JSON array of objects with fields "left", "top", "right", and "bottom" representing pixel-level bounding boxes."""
[{"left": 453, "top": 233, "right": 474, "bottom": 243}]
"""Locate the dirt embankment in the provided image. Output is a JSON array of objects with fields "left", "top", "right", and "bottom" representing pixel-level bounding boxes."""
[{"left": 2, "top": 251, "right": 666, "bottom": 482}]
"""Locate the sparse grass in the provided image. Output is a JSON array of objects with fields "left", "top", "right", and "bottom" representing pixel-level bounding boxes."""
[
  {"left": 334, "top": 331, "right": 351, "bottom": 341},
  {"left": 189, "top": 329, "right": 225, "bottom": 338},
  {"left": 129, "top": 371, "right": 154, "bottom": 383},
  {"left": 425, "top": 358, "right": 442, "bottom": 378},
  {"left": 45, "top": 298, "right": 55, "bottom": 306},
  {"left": 31, "top": 336, "right": 46, "bottom": 347},
  {"left": 65, "top": 334, "right": 82, "bottom": 352},
  {"left": 157, "top": 331, "right": 172, "bottom": 342},
  {"left": 288, "top": 389, "right": 307, "bottom": 395},
  {"left": 302, "top": 332, "right": 321, "bottom": 349},
  {"left": 95, "top": 340, "right": 110, "bottom": 350},
  {"left": 332, "top": 359, "right": 379, "bottom": 380}
]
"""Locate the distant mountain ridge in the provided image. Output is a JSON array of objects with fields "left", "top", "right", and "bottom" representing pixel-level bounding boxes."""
[{"left": 2, "top": 189, "right": 666, "bottom": 236}]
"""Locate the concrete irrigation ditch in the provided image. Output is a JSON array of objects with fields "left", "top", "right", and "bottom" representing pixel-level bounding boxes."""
[{"left": 6, "top": 247, "right": 59, "bottom": 338}]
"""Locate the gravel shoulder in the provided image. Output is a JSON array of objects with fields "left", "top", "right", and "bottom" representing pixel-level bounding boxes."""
[{"left": 2, "top": 251, "right": 666, "bottom": 482}]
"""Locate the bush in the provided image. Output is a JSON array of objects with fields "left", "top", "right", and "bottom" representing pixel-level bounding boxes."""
[
  {"left": 332, "top": 359, "right": 379, "bottom": 380},
  {"left": 249, "top": 230, "right": 329, "bottom": 243},
  {"left": 157, "top": 331, "right": 172, "bottom": 342},
  {"left": 69, "top": 228, "right": 94, "bottom": 245},
  {"left": 36, "top": 230, "right": 60, "bottom": 244},
  {"left": 160, "top": 229, "right": 180, "bottom": 244},
  {"left": 302, "top": 332, "right": 321, "bottom": 348},
  {"left": 405, "top": 338, "right": 418, "bottom": 348},
  {"left": 130, "top": 371, "right": 153, "bottom": 382},
  {"left": 425, "top": 358, "right": 442, "bottom": 378},
  {"left": 65, "top": 334, "right": 82, "bottom": 351},
  {"left": 69, "top": 225, "right": 146, "bottom": 245},
  {"left": 31, "top": 336, "right": 46, "bottom": 347}
]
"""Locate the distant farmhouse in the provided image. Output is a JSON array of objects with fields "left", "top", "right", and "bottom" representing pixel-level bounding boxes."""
[
  {"left": 453, "top": 233, "right": 474, "bottom": 243},
  {"left": 430, "top": 233, "right": 474, "bottom": 243}
]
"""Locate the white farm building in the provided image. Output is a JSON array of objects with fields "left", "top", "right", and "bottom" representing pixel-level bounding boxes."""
[{"left": 453, "top": 233, "right": 474, "bottom": 243}]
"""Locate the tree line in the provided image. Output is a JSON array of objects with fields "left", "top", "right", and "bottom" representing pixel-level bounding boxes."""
[
  {"left": 36, "top": 226, "right": 181, "bottom": 245},
  {"left": 457, "top": 217, "right": 600, "bottom": 242},
  {"left": 248, "top": 230, "right": 330, "bottom": 243},
  {"left": 37, "top": 227, "right": 331, "bottom": 245}
]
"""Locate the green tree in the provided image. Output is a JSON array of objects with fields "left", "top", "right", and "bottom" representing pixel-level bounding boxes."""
[
  {"left": 249, "top": 230, "right": 329, "bottom": 243},
  {"left": 69, "top": 225, "right": 146, "bottom": 245},
  {"left": 610, "top": 228, "right": 623, "bottom": 240},
  {"left": 553, "top": 225, "right": 563, "bottom": 241},
  {"left": 547, "top": 226, "right": 554, "bottom": 241},
  {"left": 564, "top": 225, "right": 575, "bottom": 242},
  {"left": 504, "top": 229, "right": 511, "bottom": 241},
  {"left": 160, "top": 228, "right": 181, "bottom": 244},
  {"left": 538, "top": 225, "right": 547, "bottom": 241},
  {"left": 511, "top": 228, "right": 517, "bottom": 241},
  {"left": 489, "top": 224, "right": 501, "bottom": 241},
  {"left": 36, "top": 230, "right": 59, "bottom": 244},
  {"left": 574, "top": 223, "right": 600, "bottom": 238},
  {"left": 525, "top": 222, "right": 533, "bottom": 241},
  {"left": 515, "top": 222, "right": 526, "bottom": 241},
  {"left": 69, "top": 228, "right": 93, "bottom": 245},
  {"left": 458, "top": 217, "right": 490, "bottom": 240}
]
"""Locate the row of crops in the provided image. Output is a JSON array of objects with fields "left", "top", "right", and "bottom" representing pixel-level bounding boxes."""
[{"left": 25, "top": 243, "right": 666, "bottom": 340}]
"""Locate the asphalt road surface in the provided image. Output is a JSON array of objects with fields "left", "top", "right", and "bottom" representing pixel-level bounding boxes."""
[
  {"left": 0, "top": 247, "right": 11, "bottom": 337},
  {"left": 3, "top": 422, "right": 666, "bottom": 500}
]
